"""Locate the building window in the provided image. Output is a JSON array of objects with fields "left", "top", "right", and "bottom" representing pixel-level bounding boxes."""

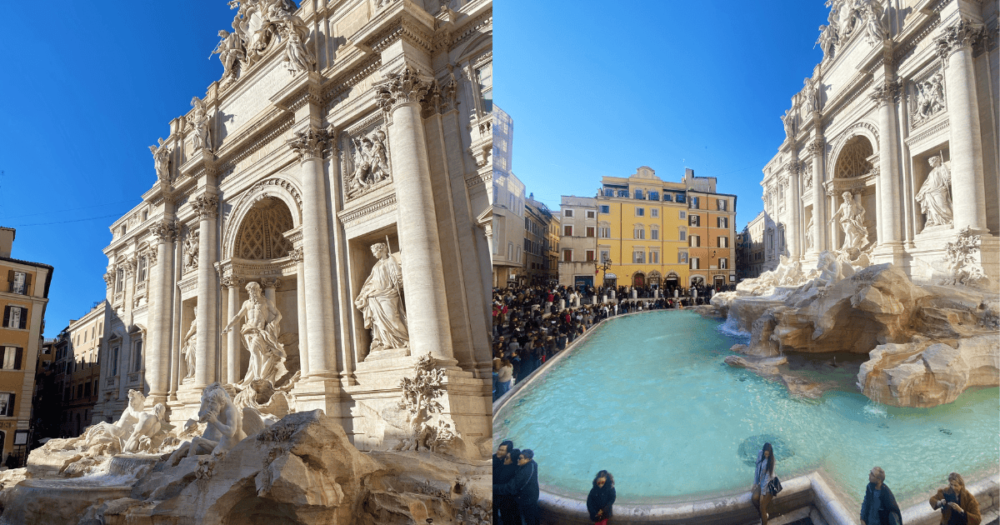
[
  {"left": 0, "top": 392, "right": 14, "bottom": 417},
  {"left": 115, "top": 268, "right": 125, "bottom": 293},
  {"left": 690, "top": 196, "right": 700, "bottom": 209},
  {"left": 634, "top": 225, "right": 645, "bottom": 240},
  {"left": 635, "top": 208, "right": 645, "bottom": 217},
  {"left": 586, "top": 250, "right": 596, "bottom": 262},
  {"left": 717, "top": 199, "right": 728, "bottom": 211},
  {"left": 562, "top": 250, "right": 573, "bottom": 262},
  {"left": 718, "top": 216, "right": 729, "bottom": 229},
  {"left": 690, "top": 235, "right": 701, "bottom": 247},
  {"left": 650, "top": 251, "right": 659, "bottom": 264},
  {"left": 616, "top": 190, "right": 628, "bottom": 198},
  {"left": 651, "top": 226, "right": 659, "bottom": 240},
  {"left": 476, "top": 62, "right": 492, "bottom": 113},
  {"left": 525, "top": 217, "right": 530, "bottom": 230},
  {"left": 651, "top": 208, "right": 659, "bottom": 218},
  {"left": 676, "top": 194, "right": 686, "bottom": 204},
  {"left": 7, "top": 271, "right": 28, "bottom": 295},
  {"left": 133, "top": 341, "right": 143, "bottom": 373},
  {"left": 1, "top": 347, "right": 21, "bottom": 370},
  {"left": 690, "top": 257, "right": 700, "bottom": 270},
  {"left": 634, "top": 189, "right": 644, "bottom": 200},
  {"left": 603, "top": 189, "right": 614, "bottom": 197},
  {"left": 663, "top": 194, "right": 673, "bottom": 202},
  {"left": 718, "top": 236, "right": 729, "bottom": 248},
  {"left": 586, "top": 227, "right": 595, "bottom": 237},
  {"left": 3, "top": 306, "right": 27, "bottom": 330},
  {"left": 680, "top": 230, "right": 687, "bottom": 241},
  {"left": 649, "top": 191, "right": 659, "bottom": 201},
  {"left": 564, "top": 209, "right": 574, "bottom": 218},
  {"left": 633, "top": 250, "right": 645, "bottom": 264},
  {"left": 678, "top": 252, "right": 688, "bottom": 264},
  {"left": 720, "top": 258, "right": 729, "bottom": 269},
  {"left": 600, "top": 205, "right": 610, "bottom": 214},
  {"left": 679, "top": 211, "right": 686, "bottom": 219},
  {"left": 112, "top": 346, "right": 119, "bottom": 377},
  {"left": 586, "top": 210, "right": 596, "bottom": 219},
  {"left": 599, "top": 226, "right": 611, "bottom": 238},
  {"left": 689, "top": 215, "right": 701, "bottom": 227},
  {"left": 564, "top": 225, "right": 573, "bottom": 237}
]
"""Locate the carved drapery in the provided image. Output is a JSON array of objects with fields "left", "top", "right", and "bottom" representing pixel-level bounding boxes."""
[
  {"left": 834, "top": 136, "right": 874, "bottom": 179},
  {"left": 234, "top": 200, "right": 295, "bottom": 260},
  {"left": 287, "top": 127, "right": 329, "bottom": 162},
  {"left": 149, "top": 220, "right": 178, "bottom": 244}
]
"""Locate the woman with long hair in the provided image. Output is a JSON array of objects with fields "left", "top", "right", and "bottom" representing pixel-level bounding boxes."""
[
  {"left": 752, "top": 442, "right": 776, "bottom": 525},
  {"left": 930, "top": 472, "right": 981, "bottom": 525},
  {"left": 587, "top": 470, "right": 616, "bottom": 524}
]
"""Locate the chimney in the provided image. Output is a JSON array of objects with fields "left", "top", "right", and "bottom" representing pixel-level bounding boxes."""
[
  {"left": 0, "top": 227, "right": 14, "bottom": 258},
  {"left": 685, "top": 168, "right": 695, "bottom": 180}
]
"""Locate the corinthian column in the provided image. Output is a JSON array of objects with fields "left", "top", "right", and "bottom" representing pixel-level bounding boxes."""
[
  {"left": 147, "top": 219, "right": 177, "bottom": 404},
  {"left": 222, "top": 276, "right": 243, "bottom": 384},
  {"left": 376, "top": 67, "right": 454, "bottom": 361},
  {"left": 287, "top": 128, "right": 338, "bottom": 378},
  {"left": 192, "top": 193, "right": 219, "bottom": 388},
  {"left": 870, "top": 79, "right": 903, "bottom": 245},
  {"left": 807, "top": 137, "right": 826, "bottom": 253},
  {"left": 935, "top": 19, "right": 988, "bottom": 233},
  {"left": 783, "top": 167, "right": 800, "bottom": 259}
]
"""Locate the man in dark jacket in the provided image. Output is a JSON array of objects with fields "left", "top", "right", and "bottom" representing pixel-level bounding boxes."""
[
  {"left": 495, "top": 449, "right": 540, "bottom": 525},
  {"left": 861, "top": 466, "right": 902, "bottom": 525},
  {"left": 492, "top": 441, "right": 515, "bottom": 524}
]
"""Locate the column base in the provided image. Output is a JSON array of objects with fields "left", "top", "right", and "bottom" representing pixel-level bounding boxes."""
[
  {"left": 291, "top": 376, "right": 346, "bottom": 422},
  {"left": 872, "top": 242, "right": 907, "bottom": 267}
]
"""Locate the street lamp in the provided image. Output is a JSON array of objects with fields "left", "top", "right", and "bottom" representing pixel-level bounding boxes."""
[{"left": 597, "top": 255, "right": 613, "bottom": 291}]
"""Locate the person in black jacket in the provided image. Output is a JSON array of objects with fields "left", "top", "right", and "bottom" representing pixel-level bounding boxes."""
[
  {"left": 587, "top": 470, "right": 616, "bottom": 523},
  {"left": 861, "top": 467, "right": 902, "bottom": 525},
  {"left": 494, "top": 449, "right": 540, "bottom": 525},
  {"left": 493, "top": 442, "right": 516, "bottom": 525}
]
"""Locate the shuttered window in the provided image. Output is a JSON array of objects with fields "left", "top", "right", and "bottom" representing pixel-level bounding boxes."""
[
  {"left": 0, "top": 393, "right": 15, "bottom": 417},
  {"left": 1, "top": 347, "right": 22, "bottom": 370},
  {"left": 3, "top": 306, "right": 28, "bottom": 329}
]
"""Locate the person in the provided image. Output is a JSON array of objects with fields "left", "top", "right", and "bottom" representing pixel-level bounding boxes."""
[
  {"left": 860, "top": 467, "right": 902, "bottom": 525},
  {"left": 930, "top": 472, "right": 981, "bottom": 525},
  {"left": 587, "top": 470, "right": 616, "bottom": 524},
  {"left": 493, "top": 441, "right": 516, "bottom": 524},
  {"left": 494, "top": 449, "right": 540, "bottom": 525},
  {"left": 496, "top": 359, "right": 513, "bottom": 397},
  {"left": 752, "top": 442, "right": 776, "bottom": 525}
]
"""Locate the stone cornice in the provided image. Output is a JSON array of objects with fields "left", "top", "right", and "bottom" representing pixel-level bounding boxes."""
[
  {"left": 338, "top": 192, "right": 397, "bottom": 226},
  {"left": 218, "top": 115, "right": 295, "bottom": 176}
]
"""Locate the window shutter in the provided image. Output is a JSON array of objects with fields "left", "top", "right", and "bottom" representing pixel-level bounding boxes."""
[
  {"left": 2, "top": 306, "right": 9, "bottom": 328},
  {"left": 7, "top": 393, "right": 14, "bottom": 416},
  {"left": 13, "top": 348, "right": 22, "bottom": 370},
  {"left": 6, "top": 270, "right": 13, "bottom": 286},
  {"left": 18, "top": 308, "right": 27, "bottom": 329},
  {"left": 24, "top": 273, "right": 32, "bottom": 289}
]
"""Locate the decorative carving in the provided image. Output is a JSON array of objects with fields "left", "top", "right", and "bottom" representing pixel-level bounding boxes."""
[
  {"left": 261, "top": 277, "right": 282, "bottom": 290},
  {"left": 288, "top": 247, "right": 303, "bottom": 262},
  {"left": 781, "top": 109, "right": 797, "bottom": 140},
  {"left": 123, "top": 403, "right": 168, "bottom": 454},
  {"left": 934, "top": 19, "right": 986, "bottom": 60},
  {"left": 869, "top": 80, "right": 901, "bottom": 105},
  {"left": 355, "top": 242, "right": 408, "bottom": 354},
  {"left": 212, "top": 29, "right": 246, "bottom": 83},
  {"left": 167, "top": 383, "right": 243, "bottom": 467},
  {"left": 191, "top": 98, "right": 213, "bottom": 153},
  {"left": 150, "top": 220, "right": 178, "bottom": 244},
  {"left": 147, "top": 249, "right": 158, "bottom": 268},
  {"left": 803, "top": 77, "right": 822, "bottom": 112},
  {"left": 219, "top": 0, "right": 311, "bottom": 81},
  {"left": 222, "top": 282, "right": 288, "bottom": 387},
  {"left": 861, "top": 0, "right": 888, "bottom": 46},
  {"left": 192, "top": 193, "right": 220, "bottom": 220},
  {"left": 916, "top": 153, "right": 953, "bottom": 228},
  {"left": 287, "top": 127, "right": 328, "bottom": 162},
  {"left": 149, "top": 139, "right": 172, "bottom": 183},
  {"left": 912, "top": 72, "right": 946, "bottom": 125},
  {"left": 941, "top": 227, "right": 988, "bottom": 286},
  {"left": 184, "top": 228, "right": 200, "bottom": 271},
  {"left": 103, "top": 273, "right": 114, "bottom": 288},
  {"left": 829, "top": 191, "right": 870, "bottom": 252},
  {"left": 394, "top": 354, "right": 459, "bottom": 453},
  {"left": 806, "top": 138, "right": 825, "bottom": 156},
  {"left": 234, "top": 200, "right": 294, "bottom": 260},
  {"left": 346, "top": 127, "right": 392, "bottom": 200},
  {"left": 281, "top": 13, "right": 315, "bottom": 75},
  {"left": 806, "top": 216, "right": 815, "bottom": 250},
  {"left": 817, "top": 24, "right": 837, "bottom": 59},
  {"left": 375, "top": 66, "right": 435, "bottom": 116}
]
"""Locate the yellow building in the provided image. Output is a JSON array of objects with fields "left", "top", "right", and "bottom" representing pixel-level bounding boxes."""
[
  {"left": 596, "top": 167, "right": 737, "bottom": 290},
  {"left": 0, "top": 227, "right": 53, "bottom": 465}
]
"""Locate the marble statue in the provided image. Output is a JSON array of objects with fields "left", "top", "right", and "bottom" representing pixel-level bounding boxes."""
[
  {"left": 212, "top": 29, "right": 245, "bottom": 81},
  {"left": 184, "top": 228, "right": 199, "bottom": 271},
  {"left": 123, "top": 403, "right": 168, "bottom": 454},
  {"left": 914, "top": 72, "right": 945, "bottom": 123},
  {"left": 916, "top": 155, "right": 953, "bottom": 227},
  {"left": 394, "top": 354, "right": 460, "bottom": 454},
  {"left": 190, "top": 98, "right": 212, "bottom": 152},
  {"left": 168, "top": 383, "right": 244, "bottom": 466},
  {"left": 280, "top": 9, "right": 314, "bottom": 74},
  {"left": 829, "top": 191, "right": 869, "bottom": 252},
  {"left": 817, "top": 24, "right": 837, "bottom": 57},
  {"left": 222, "top": 281, "right": 288, "bottom": 386},
  {"left": 805, "top": 216, "right": 815, "bottom": 250},
  {"left": 183, "top": 310, "right": 198, "bottom": 380},
  {"left": 233, "top": 372, "right": 301, "bottom": 437},
  {"left": 781, "top": 110, "right": 796, "bottom": 140},
  {"left": 804, "top": 77, "right": 821, "bottom": 112},
  {"left": 862, "top": 0, "right": 888, "bottom": 45},
  {"left": 355, "top": 242, "right": 409, "bottom": 353},
  {"left": 45, "top": 389, "right": 146, "bottom": 457},
  {"left": 149, "top": 139, "right": 171, "bottom": 183},
  {"left": 941, "top": 227, "right": 988, "bottom": 286}
]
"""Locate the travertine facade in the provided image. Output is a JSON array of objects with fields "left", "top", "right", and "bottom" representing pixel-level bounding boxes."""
[
  {"left": 94, "top": 0, "right": 493, "bottom": 455},
  {"left": 762, "top": 0, "right": 999, "bottom": 281}
]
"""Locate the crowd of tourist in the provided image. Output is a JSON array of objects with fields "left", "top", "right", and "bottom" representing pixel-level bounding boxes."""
[
  {"left": 491, "top": 283, "right": 740, "bottom": 400},
  {"left": 492, "top": 439, "right": 982, "bottom": 525}
]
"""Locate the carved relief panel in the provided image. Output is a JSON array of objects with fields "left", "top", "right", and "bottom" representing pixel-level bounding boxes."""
[
  {"left": 909, "top": 68, "right": 946, "bottom": 128},
  {"left": 340, "top": 115, "right": 392, "bottom": 203}
]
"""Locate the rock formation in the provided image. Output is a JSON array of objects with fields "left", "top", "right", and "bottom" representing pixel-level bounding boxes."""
[{"left": 714, "top": 251, "right": 999, "bottom": 407}]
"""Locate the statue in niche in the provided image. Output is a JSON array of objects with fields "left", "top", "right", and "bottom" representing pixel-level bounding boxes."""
[
  {"left": 149, "top": 139, "right": 171, "bottom": 183},
  {"left": 222, "top": 281, "right": 288, "bottom": 387},
  {"left": 916, "top": 155, "right": 953, "bottom": 228},
  {"left": 168, "top": 383, "right": 244, "bottom": 466},
  {"left": 184, "top": 228, "right": 199, "bottom": 271},
  {"left": 355, "top": 242, "right": 409, "bottom": 353},
  {"left": 914, "top": 72, "right": 945, "bottom": 123},
  {"left": 347, "top": 130, "right": 391, "bottom": 198},
  {"left": 806, "top": 216, "right": 815, "bottom": 251},
  {"left": 190, "top": 98, "right": 212, "bottom": 153},
  {"left": 829, "top": 191, "right": 869, "bottom": 252},
  {"left": 183, "top": 310, "right": 198, "bottom": 381}
]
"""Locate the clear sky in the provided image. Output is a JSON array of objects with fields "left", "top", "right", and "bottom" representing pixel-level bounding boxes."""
[
  {"left": 2, "top": 2, "right": 246, "bottom": 336},
  {"left": 496, "top": 1, "right": 829, "bottom": 227}
]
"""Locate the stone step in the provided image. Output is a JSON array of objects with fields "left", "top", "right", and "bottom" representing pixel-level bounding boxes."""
[{"left": 740, "top": 506, "right": 814, "bottom": 525}]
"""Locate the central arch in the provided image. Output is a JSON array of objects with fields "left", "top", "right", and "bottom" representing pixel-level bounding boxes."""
[
  {"left": 831, "top": 135, "right": 878, "bottom": 249},
  {"left": 233, "top": 198, "right": 294, "bottom": 260}
]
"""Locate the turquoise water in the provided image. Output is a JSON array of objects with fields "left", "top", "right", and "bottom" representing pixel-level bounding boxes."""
[{"left": 494, "top": 311, "right": 1000, "bottom": 504}]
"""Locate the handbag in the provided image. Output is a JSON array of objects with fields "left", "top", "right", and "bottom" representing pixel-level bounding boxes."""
[{"left": 766, "top": 476, "right": 783, "bottom": 496}]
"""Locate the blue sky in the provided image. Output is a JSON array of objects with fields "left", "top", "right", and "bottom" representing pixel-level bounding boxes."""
[
  {"left": 2, "top": 2, "right": 243, "bottom": 336},
  {"left": 496, "top": 1, "right": 829, "bottom": 227}
]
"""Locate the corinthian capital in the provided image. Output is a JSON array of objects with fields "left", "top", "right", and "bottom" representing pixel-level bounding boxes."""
[
  {"left": 287, "top": 127, "right": 329, "bottom": 162},
  {"left": 192, "top": 193, "right": 220, "bottom": 220},
  {"left": 375, "top": 66, "right": 435, "bottom": 116},
  {"left": 150, "top": 220, "right": 178, "bottom": 244},
  {"left": 806, "top": 138, "right": 825, "bottom": 156},
  {"left": 869, "top": 80, "right": 901, "bottom": 106},
  {"left": 934, "top": 19, "right": 986, "bottom": 60}
]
